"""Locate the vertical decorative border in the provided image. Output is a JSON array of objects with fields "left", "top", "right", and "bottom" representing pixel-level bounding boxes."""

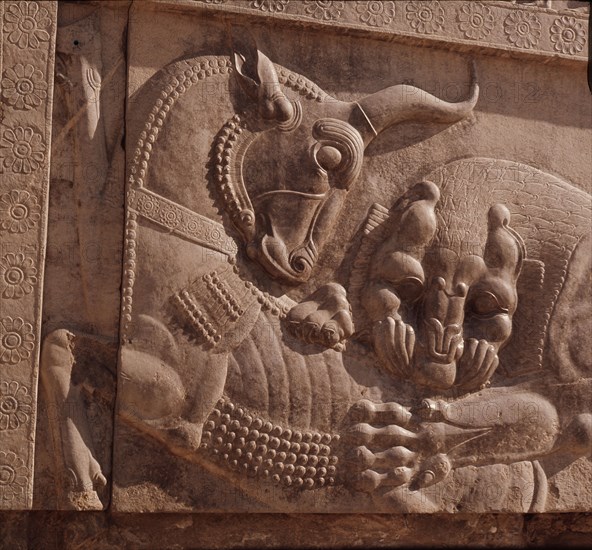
[{"left": 0, "top": 0, "right": 57, "bottom": 510}]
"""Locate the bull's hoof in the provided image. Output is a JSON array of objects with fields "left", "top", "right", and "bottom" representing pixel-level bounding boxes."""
[
  {"left": 286, "top": 283, "right": 353, "bottom": 350},
  {"left": 63, "top": 490, "right": 104, "bottom": 511}
]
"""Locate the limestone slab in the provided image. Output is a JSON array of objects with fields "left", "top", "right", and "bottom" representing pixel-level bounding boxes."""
[
  {"left": 15, "top": 0, "right": 592, "bottom": 517},
  {"left": 107, "top": 0, "right": 591, "bottom": 512}
]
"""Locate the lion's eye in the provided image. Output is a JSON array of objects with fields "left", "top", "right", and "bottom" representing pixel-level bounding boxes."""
[
  {"left": 395, "top": 277, "right": 424, "bottom": 302},
  {"left": 469, "top": 291, "right": 508, "bottom": 316}
]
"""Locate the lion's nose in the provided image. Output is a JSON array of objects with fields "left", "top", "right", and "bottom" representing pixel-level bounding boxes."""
[
  {"left": 425, "top": 318, "right": 464, "bottom": 364},
  {"left": 433, "top": 277, "right": 468, "bottom": 297}
]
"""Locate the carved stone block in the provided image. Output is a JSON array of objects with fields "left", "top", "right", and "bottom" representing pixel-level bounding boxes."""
[{"left": 2, "top": 0, "right": 590, "bottom": 524}]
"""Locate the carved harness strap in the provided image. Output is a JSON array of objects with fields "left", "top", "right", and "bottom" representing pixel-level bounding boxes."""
[
  {"left": 122, "top": 55, "right": 331, "bottom": 339},
  {"left": 128, "top": 187, "right": 238, "bottom": 256}
]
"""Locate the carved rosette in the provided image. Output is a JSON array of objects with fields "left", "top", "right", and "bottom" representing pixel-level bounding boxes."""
[
  {"left": 0, "top": 1, "right": 57, "bottom": 510},
  {"left": 304, "top": 1, "right": 344, "bottom": 21},
  {"left": 456, "top": 2, "right": 494, "bottom": 40},
  {"left": 357, "top": 1, "right": 396, "bottom": 28},
  {"left": 549, "top": 15, "right": 586, "bottom": 54},
  {"left": 197, "top": 0, "right": 588, "bottom": 62},
  {"left": 504, "top": 10, "right": 542, "bottom": 49}
]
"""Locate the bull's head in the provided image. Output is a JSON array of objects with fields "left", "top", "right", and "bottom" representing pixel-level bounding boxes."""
[{"left": 213, "top": 45, "right": 478, "bottom": 285}]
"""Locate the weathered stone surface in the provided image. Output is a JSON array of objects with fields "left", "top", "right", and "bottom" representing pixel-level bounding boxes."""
[
  {"left": 0, "top": 0, "right": 57, "bottom": 511},
  {"left": 108, "top": 0, "right": 591, "bottom": 514},
  {"left": 1, "top": 0, "right": 591, "bottom": 545},
  {"left": 3, "top": 510, "right": 592, "bottom": 548}
]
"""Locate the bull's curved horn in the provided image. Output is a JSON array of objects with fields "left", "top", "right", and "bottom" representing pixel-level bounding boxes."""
[{"left": 354, "top": 61, "right": 478, "bottom": 143}]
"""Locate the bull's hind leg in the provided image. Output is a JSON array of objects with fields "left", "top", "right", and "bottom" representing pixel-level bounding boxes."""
[{"left": 40, "top": 330, "right": 109, "bottom": 510}]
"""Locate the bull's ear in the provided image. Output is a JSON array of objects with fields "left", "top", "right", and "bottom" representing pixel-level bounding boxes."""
[
  {"left": 232, "top": 49, "right": 281, "bottom": 100},
  {"left": 232, "top": 42, "right": 293, "bottom": 122},
  {"left": 253, "top": 50, "right": 282, "bottom": 99},
  {"left": 233, "top": 50, "right": 259, "bottom": 101},
  {"left": 231, "top": 27, "right": 262, "bottom": 99}
]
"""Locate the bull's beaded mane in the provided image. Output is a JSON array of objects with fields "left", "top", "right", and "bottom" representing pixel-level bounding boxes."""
[{"left": 122, "top": 55, "right": 334, "bottom": 340}]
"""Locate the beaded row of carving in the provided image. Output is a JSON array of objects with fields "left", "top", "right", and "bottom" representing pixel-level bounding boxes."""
[
  {"left": 202, "top": 398, "right": 339, "bottom": 489},
  {"left": 123, "top": 57, "right": 324, "bottom": 338},
  {"left": 120, "top": 212, "right": 137, "bottom": 339},
  {"left": 276, "top": 66, "right": 327, "bottom": 102},
  {"left": 204, "top": 271, "right": 244, "bottom": 321},
  {"left": 231, "top": 260, "right": 291, "bottom": 319},
  {"left": 130, "top": 57, "right": 233, "bottom": 191},
  {"left": 122, "top": 57, "right": 233, "bottom": 339},
  {"left": 173, "top": 290, "right": 221, "bottom": 346},
  {"left": 212, "top": 115, "right": 251, "bottom": 232},
  {"left": 212, "top": 66, "right": 334, "bottom": 235}
]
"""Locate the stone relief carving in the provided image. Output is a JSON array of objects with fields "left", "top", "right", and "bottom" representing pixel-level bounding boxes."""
[
  {"left": 33, "top": 8, "right": 122, "bottom": 511},
  {"left": 109, "top": 42, "right": 481, "bottom": 507},
  {"left": 34, "top": 26, "right": 591, "bottom": 513},
  {"left": 2, "top": 0, "right": 589, "bottom": 517}
]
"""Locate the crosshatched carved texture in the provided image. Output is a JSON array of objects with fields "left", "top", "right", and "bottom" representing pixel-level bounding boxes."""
[{"left": 0, "top": 0, "right": 57, "bottom": 511}]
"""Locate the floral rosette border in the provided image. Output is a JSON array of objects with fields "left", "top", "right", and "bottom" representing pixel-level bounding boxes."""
[
  {"left": 0, "top": 1, "right": 57, "bottom": 510},
  {"left": 195, "top": 0, "right": 588, "bottom": 62}
]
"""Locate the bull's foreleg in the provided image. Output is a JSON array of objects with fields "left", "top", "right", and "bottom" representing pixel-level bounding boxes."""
[
  {"left": 117, "top": 314, "right": 229, "bottom": 460},
  {"left": 286, "top": 283, "right": 353, "bottom": 351},
  {"left": 40, "top": 330, "right": 107, "bottom": 510}
]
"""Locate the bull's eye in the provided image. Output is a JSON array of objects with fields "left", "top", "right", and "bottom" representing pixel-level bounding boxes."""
[
  {"left": 468, "top": 291, "right": 508, "bottom": 317},
  {"left": 316, "top": 145, "right": 342, "bottom": 171}
]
